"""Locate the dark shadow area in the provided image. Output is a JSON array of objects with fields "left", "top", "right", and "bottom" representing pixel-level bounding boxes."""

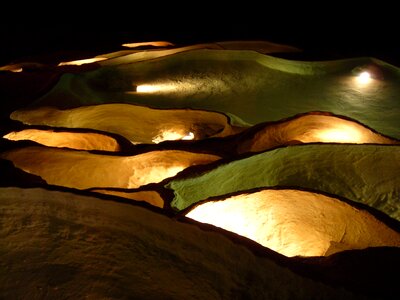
[{"left": 0, "top": 10, "right": 398, "bottom": 66}]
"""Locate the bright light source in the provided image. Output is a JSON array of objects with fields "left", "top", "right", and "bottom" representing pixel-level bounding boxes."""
[
  {"left": 313, "top": 126, "right": 364, "bottom": 143},
  {"left": 182, "top": 132, "right": 195, "bottom": 140},
  {"left": 58, "top": 57, "right": 108, "bottom": 66},
  {"left": 152, "top": 130, "right": 195, "bottom": 143},
  {"left": 356, "top": 71, "right": 371, "bottom": 84},
  {"left": 130, "top": 79, "right": 215, "bottom": 95},
  {"left": 136, "top": 84, "right": 177, "bottom": 94},
  {"left": 136, "top": 84, "right": 160, "bottom": 93},
  {"left": 152, "top": 131, "right": 184, "bottom": 143}
]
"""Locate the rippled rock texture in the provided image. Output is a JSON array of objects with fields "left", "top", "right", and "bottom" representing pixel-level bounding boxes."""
[{"left": 1, "top": 40, "right": 399, "bottom": 299}]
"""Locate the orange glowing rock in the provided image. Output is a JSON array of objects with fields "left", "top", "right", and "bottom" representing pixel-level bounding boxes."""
[
  {"left": 11, "top": 104, "right": 244, "bottom": 144},
  {"left": 58, "top": 57, "right": 108, "bottom": 66},
  {"left": 186, "top": 188, "right": 400, "bottom": 257},
  {"left": 0, "top": 146, "right": 220, "bottom": 189},
  {"left": 122, "top": 41, "right": 175, "bottom": 48},
  {"left": 237, "top": 113, "right": 398, "bottom": 154},
  {"left": 3, "top": 129, "right": 121, "bottom": 151}
]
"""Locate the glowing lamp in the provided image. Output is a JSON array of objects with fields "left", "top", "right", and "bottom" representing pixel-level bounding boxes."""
[
  {"left": 135, "top": 83, "right": 177, "bottom": 93},
  {"left": 136, "top": 84, "right": 158, "bottom": 93},
  {"left": 356, "top": 71, "right": 371, "bottom": 84},
  {"left": 152, "top": 130, "right": 195, "bottom": 143},
  {"left": 182, "top": 132, "right": 195, "bottom": 140}
]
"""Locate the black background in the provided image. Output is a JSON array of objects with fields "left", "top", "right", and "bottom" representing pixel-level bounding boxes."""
[{"left": 0, "top": 4, "right": 398, "bottom": 65}]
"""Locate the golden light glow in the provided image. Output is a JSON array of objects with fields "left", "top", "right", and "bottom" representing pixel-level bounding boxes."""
[
  {"left": 239, "top": 114, "right": 396, "bottom": 154},
  {"left": 186, "top": 189, "right": 400, "bottom": 257},
  {"left": 122, "top": 41, "right": 174, "bottom": 48},
  {"left": 356, "top": 71, "right": 372, "bottom": 84},
  {"left": 152, "top": 130, "right": 195, "bottom": 143},
  {"left": 0, "top": 64, "right": 23, "bottom": 72},
  {"left": 10, "top": 104, "right": 239, "bottom": 145},
  {"left": 312, "top": 125, "right": 364, "bottom": 143},
  {"left": 182, "top": 132, "right": 195, "bottom": 140},
  {"left": 136, "top": 83, "right": 177, "bottom": 94},
  {"left": 3, "top": 129, "right": 120, "bottom": 151},
  {"left": 130, "top": 79, "right": 209, "bottom": 95},
  {"left": 0, "top": 147, "right": 220, "bottom": 190},
  {"left": 8, "top": 67, "right": 23, "bottom": 72},
  {"left": 58, "top": 57, "right": 108, "bottom": 66}
]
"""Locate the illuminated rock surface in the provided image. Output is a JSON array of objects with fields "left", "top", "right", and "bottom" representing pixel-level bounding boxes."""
[
  {"left": 1, "top": 40, "right": 399, "bottom": 299},
  {"left": 29, "top": 50, "right": 400, "bottom": 140},
  {"left": 3, "top": 128, "right": 121, "bottom": 151},
  {"left": 96, "top": 41, "right": 299, "bottom": 66},
  {"left": 235, "top": 113, "right": 398, "bottom": 154},
  {"left": 11, "top": 103, "right": 244, "bottom": 144},
  {"left": 1, "top": 146, "right": 220, "bottom": 189},
  {"left": 168, "top": 144, "right": 400, "bottom": 220},
  {"left": 1, "top": 187, "right": 396, "bottom": 299},
  {"left": 186, "top": 188, "right": 400, "bottom": 257}
]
